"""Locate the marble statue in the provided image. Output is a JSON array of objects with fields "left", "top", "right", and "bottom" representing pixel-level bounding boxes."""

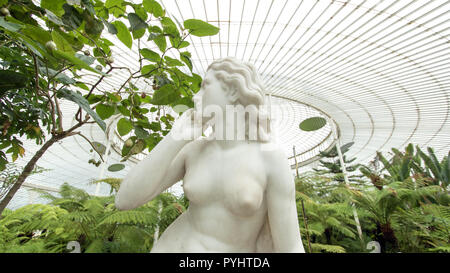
[{"left": 115, "top": 57, "right": 305, "bottom": 253}]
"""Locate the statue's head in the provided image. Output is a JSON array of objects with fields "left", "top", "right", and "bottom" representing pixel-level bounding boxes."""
[{"left": 194, "top": 57, "right": 271, "bottom": 142}]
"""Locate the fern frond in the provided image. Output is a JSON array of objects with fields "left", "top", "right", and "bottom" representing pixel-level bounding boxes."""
[
  {"left": 99, "top": 210, "right": 157, "bottom": 226},
  {"left": 311, "top": 243, "right": 346, "bottom": 253}
]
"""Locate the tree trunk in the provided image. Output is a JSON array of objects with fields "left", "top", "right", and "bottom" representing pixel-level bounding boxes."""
[
  {"left": 0, "top": 135, "right": 61, "bottom": 215},
  {"left": 324, "top": 228, "right": 332, "bottom": 245}
]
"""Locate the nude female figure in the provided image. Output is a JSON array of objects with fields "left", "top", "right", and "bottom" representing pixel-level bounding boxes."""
[{"left": 115, "top": 57, "right": 305, "bottom": 253}]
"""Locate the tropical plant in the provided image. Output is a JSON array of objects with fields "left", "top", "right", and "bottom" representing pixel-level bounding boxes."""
[
  {"left": 295, "top": 172, "right": 362, "bottom": 253},
  {"left": 313, "top": 142, "right": 366, "bottom": 188},
  {"left": 0, "top": 0, "right": 219, "bottom": 215},
  {"left": 0, "top": 180, "right": 187, "bottom": 253},
  {"left": 354, "top": 144, "right": 450, "bottom": 252}
]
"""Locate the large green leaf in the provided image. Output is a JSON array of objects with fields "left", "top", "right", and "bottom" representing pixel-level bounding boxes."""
[
  {"left": 164, "top": 56, "right": 183, "bottom": 67},
  {"left": 132, "top": 28, "right": 146, "bottom": 40},
  {"left": 141, "top": 64, "right": 157, "bottom": 76},
  {"left": 117, "top": 118, "right": 133, "bottom": 136},
  {"left": 51, "top": 31, "right": 74, "bottom": 54},
  {"left": 53, "top": 50, "right": 101, "bottom": 74},
  {"left": 180, "top": 51, "right": 192, "bottom": 71},
  {"left": 112, "top": 21, "right": 132, "bottom": 48},
  {"left": 0, "top": 70, "right": 28, "bottom": 95},
  {"left": 184, "top": 19, "right": 219, "bottom": 37},
  {"left": 61, "top": 3, "right": 83, "bottom": 29},
  {"left": 21, "top": 25, "right": 52, "bottom": 45},
  {"left": 153, "top": 34, "right": 166, "bottom": 52},
  {"left": 41, "top": 0, "right": 65, "bottom": 17},
  {"left": 140, "top": 48, "right": 160, "bottom": 62},
  {"left": 83, "top": 11, "right": 104, "bottom": 37},
  {"left": 143, "top": 0, "right": 163, "bottom": 17},
  {"left": 299, "top": 117, "right": 327, "bottom": 131},
  {"left": 151, "top": 84, "right": 180, "bottom": 105},
  {"left": 128, "top": 13, "right": 147, "bottom": 32},
  {"left": 0, "top": 17, "right": 23, "bottom": 32},
  {"left": 134, "top": 126, "right": 149, "bottom": 139},
  {"left": 105, "top": 0, "right": 125, "bottom": 17},
  {"left": 96, "top": 104, "right": 115, "bottom": 120},
  {"left": 160, "top": 17, "right": 179, "bottom": 37},
  {"left": 59, "top": 89, "right": 106, "bottom": 131},
  {"left": 103, "top": 19, "right": 118, "bottom": 34}
]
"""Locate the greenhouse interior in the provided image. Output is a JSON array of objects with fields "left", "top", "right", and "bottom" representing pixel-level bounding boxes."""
[{"left": 0, "top": 0, "right": 449, "bottom": 254}]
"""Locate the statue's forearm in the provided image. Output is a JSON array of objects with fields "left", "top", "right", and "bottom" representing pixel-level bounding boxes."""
[{"left": 115, "top": 132, "right": 190, "bottom": 209}]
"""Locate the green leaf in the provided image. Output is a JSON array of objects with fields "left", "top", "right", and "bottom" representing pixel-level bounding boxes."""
[
  {"left": 55, "top": 73, "right": 76, "bottom": 85},
  {"left": 21, "top": 25, "right": 52, "bottom": 46},
  {"left": 141, "top": 64, "right": 157, "bottom": 76},
  {"left": 75, "top": 53, "right": 95, "bottom": 65},
  {"left": 92, "top": 142, "right": 107, "bottom": 155},
  {"left": 132, "top": 28, "right": 146, "bottom": 40},
  {"left": 133, "top": 5, "right": 148, "bottom": 21},
  {"left": 53, "top": 50, "right": 101, "bottom": 74},
  {"left": 164, "top": 56, "right": 183, "bottom": 67},
  {"left": 134, "top": 126, "right": 149, "bottom": 139},
  {"left": 190, "top": 73, "right": 202, "bottom": 92},
  {"left": 108, "top": 163, "right": 125, "bottom": 172},
  {"left": 117, "top": 118, "right": 133, "bottom": 136},
  {"left": 59, "top": 89, "right": 106, "bottom": 131},
  {"left": 148, "top": 25, "right": 162, "bottom": 34},
  {"left": 143, "top": 0, "right": 163, "bottom": 17},
  {"left": 61, "top": 4, "right": 83, "bottom": 30},
  {"left": 75, "top": 82, "right": 89, "bottom": 91},
  {"left": 130, "top": 139, "right": 146, "bottom": 154},
  {"left": 112, "top": 21, "right": 132, "bottom": 48},
  {"left": 299, "top": 117, "right": 327, "bottom": 131},
  {"left": 140, "top": 48, "right": 160, "bottom": 62},
  {"left": 52, "top": 31, "right": 75, "bottom": 54},
  {"left": 0, "top": 70, "right": 28, "bottom": 95},
  {"left": 173, "top": 97, "right": 194, "bottom": 108},
  {"left": 84, "top": 11, "right": 104, "bottom": 37},
  {"left": 41, "top": 0, "right": 65, "bottom": 17},
  {"left": 180, "top": 51, "right": 192, "bottom": 71},
  {"left": 184, "top": 19, "right": 219, "bottom": 37},
  {"left": 96, "top": 104, "right": 115, "bottom": 120},
  {"left": 151, "top": 84, "right": 180, "bottom": 105},
  {"left": 128, "top": 13, "right": 147, "bottom": 32},
  {"left": 160, "top": 17, "right": 179, "bottom": 37},
  {"left": 104, "top": 20, "right": 118, "bottom": 34},
  {"left": 153, "top": 34, "right": 166, "bottom": 52},
  {"left": 105, "top": 0, "right": 125, "bottom": 17},
  {"left": 0, "top": 17, "right": 23, "bottom": 32}
]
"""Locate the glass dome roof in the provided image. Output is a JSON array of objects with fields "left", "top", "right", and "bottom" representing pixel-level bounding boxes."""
[{"left": 6, "top": 0, "right": 450, "bottom": 209}]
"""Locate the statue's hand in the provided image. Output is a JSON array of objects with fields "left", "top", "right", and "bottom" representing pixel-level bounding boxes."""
[{"left": 170, "top": 108, "right": 207, "bottom": 141}]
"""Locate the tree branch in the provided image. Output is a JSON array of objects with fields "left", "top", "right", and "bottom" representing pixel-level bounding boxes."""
[{"left": 73, "top": 131, "right": 104, "bottom": 162}]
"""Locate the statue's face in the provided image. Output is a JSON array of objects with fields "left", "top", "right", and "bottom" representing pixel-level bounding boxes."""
[{"left": 193, "top": 70, "right": 231, "bottom": 112}]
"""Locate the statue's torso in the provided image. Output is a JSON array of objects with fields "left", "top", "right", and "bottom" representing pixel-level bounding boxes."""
[{"left": 152, "top": 139, "right": 270, "bottom": 252}]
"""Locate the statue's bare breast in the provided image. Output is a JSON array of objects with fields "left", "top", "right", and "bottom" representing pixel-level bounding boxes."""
[{"left": 151, "top": 140, "right": 269, "bottom": 252}]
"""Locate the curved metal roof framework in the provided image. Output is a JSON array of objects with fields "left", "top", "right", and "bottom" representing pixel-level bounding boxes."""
[{"left": 6, "top": 0, "right": 450, "bottom": 208}]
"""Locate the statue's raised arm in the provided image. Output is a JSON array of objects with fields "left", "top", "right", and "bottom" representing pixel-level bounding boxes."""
[{"left": 115, "top": 108, "right": 204, "bottom": 210}]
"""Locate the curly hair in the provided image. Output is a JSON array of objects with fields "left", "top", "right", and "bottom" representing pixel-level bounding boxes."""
[{"left": 207, "top": 57, "right": 271, "bottom": 142}]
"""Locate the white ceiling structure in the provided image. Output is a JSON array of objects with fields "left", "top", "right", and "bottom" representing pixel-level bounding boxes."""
[{"left": 5, "top": 0, "right": 450, "bottom": 208}]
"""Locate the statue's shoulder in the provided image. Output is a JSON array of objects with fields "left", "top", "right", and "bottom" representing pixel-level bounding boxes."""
[
  {"left": 259, "top": 142, "right": 291, "bottom": 177},
  {"left": 259, "top": 141, "right": 287, "bottom": 161},
  {"left": 182, "top": 137, "right": 210, "bottom": 154}
]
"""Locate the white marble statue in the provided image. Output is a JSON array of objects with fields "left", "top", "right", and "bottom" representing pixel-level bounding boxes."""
[{"left": 115, "top": 57, "right": 305, "bottom": 253}]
